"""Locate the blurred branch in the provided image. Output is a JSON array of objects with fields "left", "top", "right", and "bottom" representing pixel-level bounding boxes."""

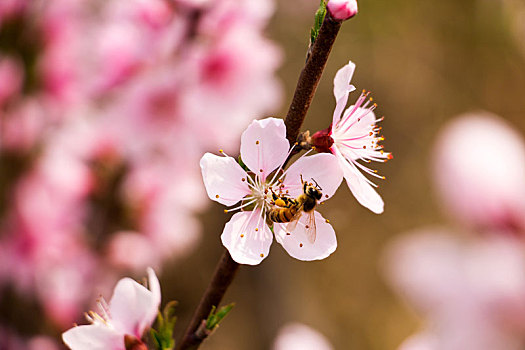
[{"left": 176, "top": 11, "right": 343, "bottom": 350}]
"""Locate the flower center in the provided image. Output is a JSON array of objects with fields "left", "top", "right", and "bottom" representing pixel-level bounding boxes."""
[{"left": 85, "top": 296, "right": 113, "bottom": 328}]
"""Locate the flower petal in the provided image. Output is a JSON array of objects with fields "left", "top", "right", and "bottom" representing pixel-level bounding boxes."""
[
  {"left": 221, "top": 209, "right": 273, "bottom": 265},
  {"left": 332, "top": 61, "right": 356, "bottom": 125},
  {"left": 143, "top": 268, "right": 161, "bottom": 333},
  {"left": 337, "top": 106, "right": 376, "bottom": 135},
  {"left": 200, "top": 153, "right": 251, "bottom": 206},
  {"left": 240, "top": 118, "right": 289, "bottom": 182},
  {"left": 274, "top": 211, "right": 337, "bottom": 261},
  {"left": 109, "top": 275, "right": 159, "bottom": 337},
  {"left": 333, "top": 147, "right": 384, "bottom": 213},
  {"left": 281, "top": 153, "right": 343, "bottom": 201},
  {"left": 62, "top": 324, "right": 123, "bottom": 350}
]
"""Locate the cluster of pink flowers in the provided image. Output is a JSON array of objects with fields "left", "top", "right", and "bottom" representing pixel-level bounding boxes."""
[
  {"left": 384, "top": 112, "right": 525, "bottom": 350},
  {"left": 0, "top": 0, "right": 281, "bottom": 337}
]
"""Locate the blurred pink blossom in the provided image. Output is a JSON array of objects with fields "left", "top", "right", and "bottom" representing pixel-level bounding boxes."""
[
  {"left": 0, "top": 327, "right": 60, "bottom": 350},
  {"left": 272, "top": 323, "right": 334, "bottom": 350},
  {"left": 397, "top": 332, "right": 437, "bottom": 350},
  {"left": 0, "top": 56, "right": 23, "bottom": 107},
  {"left": 0, "top": 0, "right": 282, "bottom": 338},
  {"left": 1, "top": 98, "right": 47, "bottom": 151},
  {"left": 28, "top": 337, "right": 60, "bottom": 350},
  {"left": 384, "top": 229, "right": 525, "bottom": 350},
  {"left": 432, "top": 112, "right": 525, "bottom": 233},
  {"left": 0, "top": 0, "right": 26, "bottom": 23}
]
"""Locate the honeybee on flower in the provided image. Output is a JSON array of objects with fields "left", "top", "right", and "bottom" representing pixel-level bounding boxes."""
[{"left": 268, "top": 176, "right": 323, "bottom": 244}]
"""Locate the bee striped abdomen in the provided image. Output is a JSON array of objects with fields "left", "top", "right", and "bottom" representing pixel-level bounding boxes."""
[{"left": 268, "top": 206, "right": 298, "bottom": 223}]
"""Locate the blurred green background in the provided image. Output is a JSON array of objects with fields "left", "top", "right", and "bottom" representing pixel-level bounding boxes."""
[{"left": 165, "top": 0, "right": 525, "bottom": 348}]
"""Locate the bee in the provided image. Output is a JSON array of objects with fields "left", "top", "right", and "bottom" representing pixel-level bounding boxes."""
[{"left": 268, "top": 176, "right": 322, "bottom": 244}]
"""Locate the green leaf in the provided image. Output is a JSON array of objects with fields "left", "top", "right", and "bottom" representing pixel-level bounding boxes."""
[
  {"left": 149, "top": 301, "right": 178, "bottom": 350},
  {"left": 310, "top": 0, "right": 327, "bottom": 45},
  {"left": 205, "top": 303, "right": 235, "bottom": 331}
]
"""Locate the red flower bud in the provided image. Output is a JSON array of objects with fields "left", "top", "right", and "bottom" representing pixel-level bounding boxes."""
[{"left": 311, "top": 127, "right": 334, "bottom": 153}]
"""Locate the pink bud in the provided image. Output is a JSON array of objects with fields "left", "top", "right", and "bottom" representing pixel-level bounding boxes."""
[{"left": 327, "top": 0, "right": 358, "bottom": 21}]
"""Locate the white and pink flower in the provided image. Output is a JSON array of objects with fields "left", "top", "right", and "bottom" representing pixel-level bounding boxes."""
[
  {"left": 311, "top": 61, "right": 392, "bottom": 214},
  {"left": 62, "top": 268, "right": 161, "bottom": 350},
  {"left": 200, "top": 118, "right": 343, "bottom": 265}
]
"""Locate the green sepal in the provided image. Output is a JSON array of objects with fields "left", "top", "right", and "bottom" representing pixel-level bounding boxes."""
[
  {"left": 205, "top": 303, "right": 235, "bottom": 331},
  {"left": 237, "top": 156, "right": 250, "bottom": 172},
  {"left": 149, "top": 301, "right": 178, "bottom": 350},
  {"left": 310, "top": 0, "right": 327, "bottom": 45}
]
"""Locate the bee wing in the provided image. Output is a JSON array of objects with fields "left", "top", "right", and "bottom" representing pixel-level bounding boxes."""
[
  {"left": 285, "top": 211, "right": 303, "bottom": 233},
  {"left": 304, "top": 211, "right": 317, "bottom": 244}
]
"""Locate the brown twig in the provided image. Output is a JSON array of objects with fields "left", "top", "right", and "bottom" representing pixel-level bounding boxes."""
[
  {"left": 284, "top": 14, "right": 341, "bottom": 145},
  {"left": 176, "top": 12, "right": 343, "bottom": 350}
]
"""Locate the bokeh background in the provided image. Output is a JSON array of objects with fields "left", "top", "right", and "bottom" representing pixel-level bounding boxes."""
[{"left": 1, "top": 0, "right": 525, "bottom": 349}]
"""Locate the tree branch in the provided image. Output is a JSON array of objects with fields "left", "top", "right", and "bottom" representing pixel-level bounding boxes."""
[
  {"left": 284, "top": 15, "right": 341, "bottom": 145},
  {"left": 176, "top": 250, "right": 239, "bottom": 350}
]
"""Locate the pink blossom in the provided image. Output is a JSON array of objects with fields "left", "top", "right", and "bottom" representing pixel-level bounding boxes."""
[
  {"left": 432, "top": 112, "right": 525, "bottom": 233},
  {"left": 0, "top": 56, "right": 23, "bottom": 107},
  {"left": 384, "top": 230, "right": 525, "bottom": 350},
  {"left": 107, "top": 231, "right": 159, "bottom": 271},
  {"left": 0, "top": 0, "right": 26, "bottom": 23},
  {"left": 28, "top": 336, "right": 61, "bottom": 350},
  {"left": 272, "top": 323, "right": 334, "bottom": 350},
  {"left": 397, "top": 332, "right": 437, "bottom": 350},
  {"left": 62, "top": 268, "right": 161, "bottom": 350},
  {"left": 200, "top": 118, "right": 343, "bottom": 265},
  {"left": 312, "top": 61, "right": 391, "bottom": 214},
  {"left": 327, "top": 0, "right": 358, "bottom": 21},
  {"left": 1, "top": 98, "right": 47, "bottom": 152}
]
